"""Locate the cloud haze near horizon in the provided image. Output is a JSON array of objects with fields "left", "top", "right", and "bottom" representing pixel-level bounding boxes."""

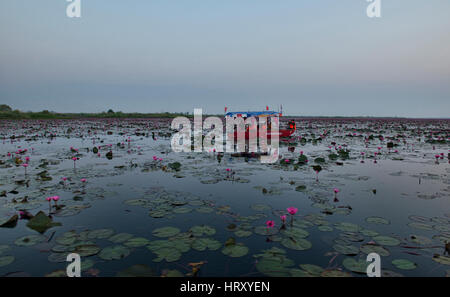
[{"left": 0, "top": 0, "right": 449, "bottom": 117}]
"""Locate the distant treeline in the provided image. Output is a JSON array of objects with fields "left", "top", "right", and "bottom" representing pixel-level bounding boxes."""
[{"left": 0, "top": 105, "right": 192, "bottom": 119}]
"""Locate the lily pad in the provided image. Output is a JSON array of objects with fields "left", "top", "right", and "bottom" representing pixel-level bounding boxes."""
[
  {"left": 26, "top": 211, "right": 61, "bottom": 233},
  {"left": 109, "top": 233, "right": 134, "bottom": 243},
  {"left": 333, "top": 244, "right": 359, "bottom": 256},
  {"left": 222, "top": 243, "right": 249, "bottom": 257},
  {"left": 73, "top": 244, "right": 101, "bottom": 257},
  {"left": 98, "top": 245, "right": 131, "bottom": 260},
  {"left": 0, "top": 255, "right": 14, "bottom": 267},
  {"left": 392, "top": 259, "right": 417, "bottom": 270},
  {"left": 14, "top": 234, "right": 45, "bottom": 246},
  {"left": 334, "top": 222, "right": 360, "bottom": 232},
  {"left": 152, "top": 227, "right": 180, "bottom": 238},
  {"left": 87, "top": 228, "right": 114, "bottom": 239},
  {"left": 432, "top": 254, "right": 450, "bottom": 265},
  {"left": 117, "top": 264, "right": 156, "bottom": 277},
  {"left": 124, "top": 237, "right": 150, "bottom": 247},
  {"left": 360, "top": 243, "right": 390, "bottom": 257},
  {"left": 281, "top": 238, "right": 312, "bottom": 251},
  {"left": 191, "top": 238, "right": 221, "bottom": 251},
  {"left": 281, "top": 227, "right": 309, "bottom": 239},
  {"left": 373, "top": 235, "right": 401, "bottom": 246},
  {"left": 189, "top": 225, "right": 216, "bottom": 237},
  {"left": 343, "top": 258, "right": 369, "bottom": 274},
  {"left": 366, "top": 216, "right": 390, "bottom": 225},
  {"left": 407, "top": 222, "right": 433, "bottom": 231}
]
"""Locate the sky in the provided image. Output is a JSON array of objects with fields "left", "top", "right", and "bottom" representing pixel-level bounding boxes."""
[{"left": 0, "top": 0, "right": 449, "bottom": 117}]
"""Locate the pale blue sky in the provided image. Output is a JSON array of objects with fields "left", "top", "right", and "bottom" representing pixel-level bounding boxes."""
[{"left": 0, "top": 1, "right": 449, "bottom": 117}]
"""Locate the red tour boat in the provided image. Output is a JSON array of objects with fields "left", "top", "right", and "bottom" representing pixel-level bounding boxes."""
[{"left": 225, "top": 110, "right": 296, "bottom": 140}]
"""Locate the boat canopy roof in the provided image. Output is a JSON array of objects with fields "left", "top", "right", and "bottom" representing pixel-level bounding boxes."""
[{"left": 225, "top": 111, "right": 281, "bottom": 118}]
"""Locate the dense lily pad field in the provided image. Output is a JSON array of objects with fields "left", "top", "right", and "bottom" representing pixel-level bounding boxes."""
[{"left": 0, "top": 118, "right": 449, "bottom": 277}]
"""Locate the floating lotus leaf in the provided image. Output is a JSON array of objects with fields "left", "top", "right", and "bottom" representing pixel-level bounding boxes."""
[
  {"left": 433, "top": 234, "right": 450, "bottom": 244},
  {"left": 221, "top": 243, "right": 249, "bottom": 257},
  {"left": 254, "top": 249, "right": 294, "bottom": 277},
  {"left": 117, "top": 264, "right": 156, "bottom": 277},
  {"left": 164, "top": 270, "right": 184, "bottom": 277},
  {"left": 152, "top": 227, "right": 180, "bottom": 238},
  {"left": 318, "top": 226, "right": 333, "bottom": 232},
  {"left": 432, "top": 254, "right": 450, "bottom": 265},
  {"left": 124, "top": 199, "right": 149, "bottom": 207},
  {"left": 254, "top": 226, "right": 279, "bottom": 236},
  {"left": 0, "top": 255, "right": 14, "bottom": 267},
  {"left": 188, "top": 200, "right": 204, "bottom": 206},
  {"left": 191, "top": 238, "right": 221, "bottom": 251},
  {"left": 234, "top": 230, "right": 252, "bottom": 237},
  {"left": 290, "top": 269, "right": 315, "bottom": 277},
  {"left": 87, "top": 228, "right": 114, "bottom": 239},
  {"left": 81, "top": 259, "right": 95, "bottom": 271},
  {"left": 373, "top": 235, "right": 401, "bottom": 246},
  {"left": 0, "top": 245, "right": 10, "bottom": 255},
  {"left": 55, "top": 231, "right": 78, "bottom": 245},
  {"left": 321, "top": 269, "right": 352, "bottom": 277},
  {"left": 124, "top": 237, "right": 150, "bottom": 247},
  {"left": 333, "top": 244, "right": 359, "bottom": 255},
  {"left": 299, "top": 264, "right": 324, "bottom": 276},
  {"left": 147, "top": 240, "right": 173, "bottom": 252},
  {"left": 293, "top": 220, "right": 314, "bottom": 228},
  {"left": 251, "top": 204, "right": 271, "bottom": 212},
  {"left": 53, "top": 205, "right": 87, "bottom": 217},
  {"left": 434, "top": 225, "right": 450, "bottom": 233},
  {"left": 375, "top": 270, "right": 402, "bottom": 278},
  {"left": 392, "top": 259, "right": 417, "bottom": 270},
  {"left": 149, "top": 210, "right": 168, "bottom": 218},
  {"left": 189, "top": 225, "right": 216, "bottom": 237},
  {"left": 408, "top": 215, "right": 430, "bottom": 223},
  {"left": 0, "top": 214, "right": 18, "bottom": 228},
  {"left": 281, "top": 227, "right": 309, "bottom": 239},
  {"left": 48, "top": 252, "right": 70, "bottom": 263},
  {"left": 109, "top": 233, "right": 134, "bottom": 243},
  {"left": 14, "top": 234, "right": 45, "bottom": 246},
  {"left": 407, "top": 222, "right": 433, "bottom": 231},
  {"left": 334, "top": 222, "right": 360, "bottom": 232},
  {"left": 408, "top": 235, "right": 432, "bottom": 245},
  {"left": 73, "top": 244, "right": 101, "bottom": 257},
  {"left": 281, "top": 238, "right": 312, "bottom": 251},
  {"left": 343, "top": 258, "right": 369, "bottom": 274},
  {"left": 254, "top": 258, "right": 292, "bottom": 277},
  {"left": 340, "top": 232, "right": 364, "bottom": 242},
  {"left": 366, "top": 216, "right": 390, "bottom": 225},
  {"left": 196, "top": 207, "right": 214, "bottom": 213},
  {"left": 26, "top": 211, "right": 61, "bottom": 233},
  {"left": 173, "top": 207, "right": 192, "bottom": 214},
  {"left": 51, "top": 245, "right": 71, "bottom": 253},
  {"left": 431, "top": 217, "right": 449, "bottom": 224},
  {"left": 360, "top": 243, "right": 390, "bottom": 257},
  {"left": 45, "top": 270, "right": 67, "bottom": 277},
  {"left": 151, "top": 247, "right": 182, "bottom": 263},
  {"left": 98, "top": 245, "right": 131, "bottom": 260},
  {"left": 360, "top": 229, "right": 379, "bottom": 237}
]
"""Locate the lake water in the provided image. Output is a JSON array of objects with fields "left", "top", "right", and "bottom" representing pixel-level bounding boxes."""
[{"left": 0, "top": 118, "right": 449, "bottom": 277}]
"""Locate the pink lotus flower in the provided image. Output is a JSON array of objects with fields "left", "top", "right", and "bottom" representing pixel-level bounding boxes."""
[
  {"left": 81, "top": 178, "right": 87, "bottom": 183},
  {"left": 266, "top": 220, "right": 275, "bottom": 228},
  {"left": 46, "top": 197, "right": 52, "bottom": 202},
  {"left": 287, "top": 207, "right": 298, "bottom": 215},
  {"left": 280, "top": 215, "right": 287, "bottom": 222},
  {"left": 333, "top": 188, "right": 340, "bottom": 194},
  {"left": 52, "top": 196, "right": 60, "bottom": 202}
]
